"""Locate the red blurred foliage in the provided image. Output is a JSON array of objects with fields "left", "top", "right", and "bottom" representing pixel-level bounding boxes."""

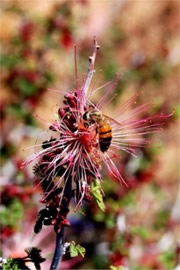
[
  {"left": 60, "top": 28, "right": 73, "bottom": 48},
  {"left": 1, "top": 185, "right": 35, "bottom": 205},
  {"left": 109, "top": 251, "right": 127, "bottom": 267},
  {"left": 1, "top": 227, "right": 15, "bottom": 240},
  {"left": 20, "top": 21, "right": 34, "bottom": 42}
]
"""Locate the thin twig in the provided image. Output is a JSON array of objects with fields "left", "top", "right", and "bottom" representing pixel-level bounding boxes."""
[{"left": 80, "top": 38, "right": 100, "bottom": 113}]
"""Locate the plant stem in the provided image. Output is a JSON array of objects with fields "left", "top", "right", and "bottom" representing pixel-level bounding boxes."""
[
  {"left": 50, "top": 176, "right": 72, "bottom": 270},
  {"left": 50, "top": 227, "right": 64, "bottom": 270}
]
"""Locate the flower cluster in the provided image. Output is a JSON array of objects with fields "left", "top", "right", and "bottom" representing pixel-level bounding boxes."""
[{"left": 21, "top": 39, "right": 172, "bottom": 234}]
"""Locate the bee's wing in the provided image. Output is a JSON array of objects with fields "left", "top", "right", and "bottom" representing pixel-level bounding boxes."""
[{"left": 102, "top": 114, "right": 122, "bottom": 126}]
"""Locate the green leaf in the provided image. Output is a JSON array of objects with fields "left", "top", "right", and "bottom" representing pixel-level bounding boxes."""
[
  {"left": 2, "top": 258, "right": 19, "bottom": 270},
  {"left": 69, "top": 241, "right": 86, "bottom": 258},
  {"left": 70, "top": 245, "right": 78, "bottom": 257},
  {"left": 76, "top": 244, "right": 86, "bottom": 258},
  {"left": 91, "top": 179, "right": 105, "bottom": 212}
]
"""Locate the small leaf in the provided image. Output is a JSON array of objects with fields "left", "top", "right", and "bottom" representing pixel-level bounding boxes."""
[
  {"left": 69, "top": 241, "right": 86, "bottom": 258},
  {"left": 70, "top": 242, "right": 78, "bottom": 257},
  {"left": 91, "top": 179, "right": 105, "bottom": 212},
  {"left": 75, "top": 244, "right": 86, "bottom": 258},
  {"left": 2, "top": 258, "right": 19, "bottom": 270},
  {"left": 2, "top": 258, "right": 29, "bottom": 270}
]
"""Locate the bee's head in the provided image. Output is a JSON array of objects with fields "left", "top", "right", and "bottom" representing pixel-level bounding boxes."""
[{"left": 83, "top": 110, "right": 102, "bottom": 123}]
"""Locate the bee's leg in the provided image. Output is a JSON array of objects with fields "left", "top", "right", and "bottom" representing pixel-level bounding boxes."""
[{"left": 91, "top": 125, "right": 98, "bottom": 141}]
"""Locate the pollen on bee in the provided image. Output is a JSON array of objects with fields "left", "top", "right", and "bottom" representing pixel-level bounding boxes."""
[{"left": 78, "top": 120, "right": 97, "bottom": 152}]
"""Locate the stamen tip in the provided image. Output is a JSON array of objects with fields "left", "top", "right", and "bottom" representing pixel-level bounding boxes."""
[{"left": 89, "top": 56, "right": 93, "bottom": 62}]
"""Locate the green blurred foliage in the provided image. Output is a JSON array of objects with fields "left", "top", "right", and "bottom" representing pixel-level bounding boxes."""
[
  {"left": 153, "top": 209, "right": 170, "bottom": 230},
  {"left": 93, "top": 255, "right": 109, "bottom": 269},
  {"left": 0, "top": 198, "right": 23, "bottom": 228},
  {"left": 130, "top": 226, "right": 150, "bottom": 240},
  {"left": 159, "top": 250, "right": 176, "bottom": 270},
  {"left": 0, "top": 54, "right": 21, "bottom": 69},
  {"left": 6, "top": 104, "right": 36, "bottom": 125}
]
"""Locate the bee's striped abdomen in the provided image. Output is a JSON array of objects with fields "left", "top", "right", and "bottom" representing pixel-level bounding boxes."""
[{"left": 98, "top": 122, "right": 112, "bottom": 152}]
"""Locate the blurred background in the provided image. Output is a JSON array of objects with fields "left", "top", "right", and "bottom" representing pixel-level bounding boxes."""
[{"left": 0, "top": 0, "right": 179, "bottom": 269}]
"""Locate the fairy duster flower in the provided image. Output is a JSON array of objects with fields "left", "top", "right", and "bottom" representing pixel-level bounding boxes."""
[{"left": 21, "top": 39, "right": 172, "bottom": 233}]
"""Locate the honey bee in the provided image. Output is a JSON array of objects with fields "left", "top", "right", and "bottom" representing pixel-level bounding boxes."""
[{"left": 83, "top": 110, "right": 113, "bottom": 152}]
